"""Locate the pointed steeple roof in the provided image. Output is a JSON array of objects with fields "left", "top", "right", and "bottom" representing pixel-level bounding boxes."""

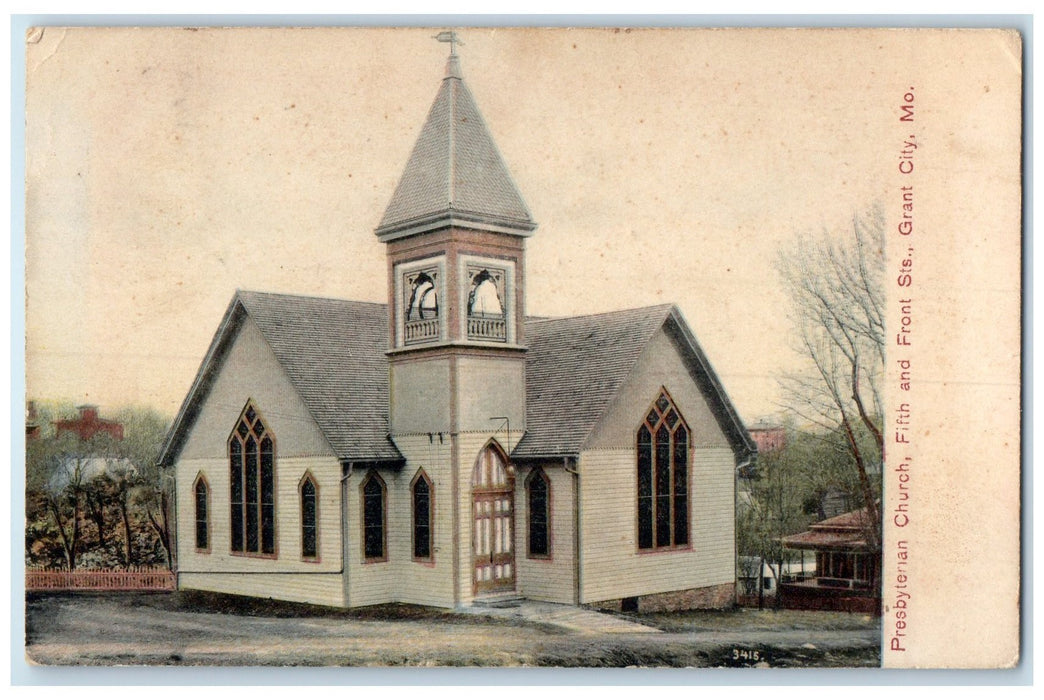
[{"left": 375, "top": 53, "right": 537, "bottom": 242}]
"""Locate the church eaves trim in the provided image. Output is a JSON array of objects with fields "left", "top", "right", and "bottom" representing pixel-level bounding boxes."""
[
  {"left": 511, "top": 304, "right": 756, "bottom": 462},
  {"left": 157, "top": 291, "right": 404, "bottom": 468},
  {"left": 661, "top": 307, "right": 758, "bottom": 460},
  {"left": 158, "top": 293, "right": 248, "bottom": 467}
]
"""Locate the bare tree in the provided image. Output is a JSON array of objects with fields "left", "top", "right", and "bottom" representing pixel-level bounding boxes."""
[
  {"left": 777, "top": 206, "right": 885, "bottom": 555},
  {"left": 26, "top": 432, "right": 96, "bottom": 570},
  {"left": 114, "top": 407, "right": 173, "bottom": 568}
]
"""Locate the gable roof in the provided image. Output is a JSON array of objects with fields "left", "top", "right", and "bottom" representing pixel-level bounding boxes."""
[
  {"left": 375, "top": 55, "right": 536, "bottom": 242},
  {"left": 160, "top": 294, "right": 752, "bottom": 468},
  {"left": 513, "top": 304, "right": 756, "bottom": 461},
  {"left": 158, "top": 291, "right": 402, "bottom": 467}
]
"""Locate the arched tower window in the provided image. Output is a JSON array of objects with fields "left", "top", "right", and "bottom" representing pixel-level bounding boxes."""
[
  {"left": 526, "top": 468, "right": 551, "bottom": 558},
  {"left": 402, "top": 266, "right": 441, "bottom": 345},
  {"left": 361, "top": 471, "right": 387, "bottom": 562},
  {"left": 411, "top": 470, "right": 434, "bottom": 561},
  {"left": 300, "top": 473, "right": 319, "bottom": 561},
  {"left": 229, "top": 402, "right": 275, "bottom": 556},
  {"left": 466, "top": 266, "right": 507, "bottom": 341},
  {"left": 194, "top": 474, "right": 210, "bottom": 553},
  {"left": 637, "top": 389, "right": 690, "bottom": 551},
  {"left": 406, "top": 271, "right": 439, "bottom": 320}
]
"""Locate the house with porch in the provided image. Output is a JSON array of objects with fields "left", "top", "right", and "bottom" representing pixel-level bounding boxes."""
[{"left": 779, "top": 507, "right": 880, "bottom": 614}]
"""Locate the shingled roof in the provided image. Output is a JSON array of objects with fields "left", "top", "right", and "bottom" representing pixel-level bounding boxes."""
[
  {"left": 161, "top": 294, "right": 753, "bottom": 467},
  {"left": 159, "top": 291, "right": 402, "bottom": 466},
  {"left": 512, "top": 305, "right": 674, "bottom": 459},
  {"left": 514, "top": 305, "right": 755, "bottom": 460},
  {"left": 375, "top": 54, "right": 536, "bottom": 242},
  {"left": 781, "top": 507, "right": 876, "bottom": 552}
]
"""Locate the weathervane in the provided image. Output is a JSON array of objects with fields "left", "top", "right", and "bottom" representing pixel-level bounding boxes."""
[{"left": 434, "top": 30, "right": 463, "bottom": 56}]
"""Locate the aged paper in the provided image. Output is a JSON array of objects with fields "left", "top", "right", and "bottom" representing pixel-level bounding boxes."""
[{"left": 23, "top": 26, "right": 1021, "bottom": 669}]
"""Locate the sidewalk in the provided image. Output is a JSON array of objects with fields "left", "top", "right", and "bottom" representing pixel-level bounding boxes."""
[{"left": 464, "top": 600, "right": 663, "bottom": 635}]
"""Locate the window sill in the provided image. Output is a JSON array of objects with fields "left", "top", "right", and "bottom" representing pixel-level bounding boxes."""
[
  {"left": 230, "top": 551, "right": 279, "bottom": 560},
  {"left": 636, "top": 544, "right": 693, "bottom": 556}
]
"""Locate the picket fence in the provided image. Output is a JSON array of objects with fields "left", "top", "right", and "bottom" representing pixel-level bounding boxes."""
[{"left": 26, "top": 566, "right": 175, "bottom": 592}]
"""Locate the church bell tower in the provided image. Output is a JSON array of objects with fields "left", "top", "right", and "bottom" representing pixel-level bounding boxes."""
[{"left": 376, "top": 39, "right": 536, "bottom": 442}]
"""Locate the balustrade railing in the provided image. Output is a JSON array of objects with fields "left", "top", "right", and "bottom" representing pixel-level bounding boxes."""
[
  {"left": 467, "top": 316, "right": 506, "bottom": 341},
  {"left": 404, "top": 318, "right": 439, "bottom": 344}
]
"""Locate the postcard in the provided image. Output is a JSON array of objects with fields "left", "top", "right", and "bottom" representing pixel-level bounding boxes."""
[{"left": 21, "top": 25, "right": 1022, "bottom": 670}]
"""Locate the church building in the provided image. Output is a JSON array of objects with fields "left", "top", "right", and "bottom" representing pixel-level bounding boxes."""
[{"left": 158, "top": 45, "right": 756, "bottom": 612}]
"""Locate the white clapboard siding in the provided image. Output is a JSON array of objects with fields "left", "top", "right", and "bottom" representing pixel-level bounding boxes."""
[
  {"left": 345, "top": 434, "right": 455, "bottom": 608},
  {"left": 178, "top": 572, "right": 344, "bottom": 607},
  {"left": 175, "top": 455, "right": 344, "bottom": 607},
  {"left": 578, "top": 446, "right": 736, "bottom": 603},
  {"left": 515, "top": 465, "right": 576, "bottom": 603}
]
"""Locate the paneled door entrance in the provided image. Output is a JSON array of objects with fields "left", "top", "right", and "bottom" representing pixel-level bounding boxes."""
[{"left": 472, "top": 444, "right": 515, "bottom": 594}]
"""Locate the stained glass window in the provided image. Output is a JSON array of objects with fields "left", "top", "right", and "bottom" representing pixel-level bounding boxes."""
[
  {"left": 412, "top": 472, "right": 432, "bottom": 560},
  {"left": 636, "top": 390, "right": 690, "bottom": 551},
  {"left": 229, "top": 403, "right": 275, "bottom": 555},
  {"left": 301, "top": 475, "right": 317, "bottom": 559},
  {"left": 194, "top": 476, "right": 209, "bottom": 551},
  {"left": 363, "top": 472, "right": 386, "bottom": 561},
  {"left": 527, "top": 469, "right": 550, "bottom": 557}
]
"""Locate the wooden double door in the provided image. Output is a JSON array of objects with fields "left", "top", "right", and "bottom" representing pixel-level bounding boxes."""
[{"left": 472, "top": 445, "right": 515, "bottom": 594}]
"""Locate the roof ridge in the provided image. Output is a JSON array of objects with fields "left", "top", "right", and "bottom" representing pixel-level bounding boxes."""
[
  {"left": 524, "top": 303, "right": 675, "bottom": 324},
  {"left": 238, "top": 289, "right": 387, "bottom": 307}
]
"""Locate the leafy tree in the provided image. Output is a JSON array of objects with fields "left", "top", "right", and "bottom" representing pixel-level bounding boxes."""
[{"left": 737, "top": 430, "right": 815, "bottom": 608}]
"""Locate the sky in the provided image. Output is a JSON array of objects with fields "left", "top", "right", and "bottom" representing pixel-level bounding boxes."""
[{"left": 24, "top": 27, "right": 932, "bottom": 423}]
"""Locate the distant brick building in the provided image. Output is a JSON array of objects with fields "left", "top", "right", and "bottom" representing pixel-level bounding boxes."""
[
  {"left": 748, "top": 421, "right": 785, "bottom": 454},
  {"left": 54, "top": 405, "right": 124, "bottom": 442},
  {"left": 26, "top": 401, "right": 41, "bottom": 441}
]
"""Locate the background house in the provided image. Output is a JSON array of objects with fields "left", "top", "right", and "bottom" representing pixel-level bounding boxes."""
[{"left": 779, "top": 507, "right": 880, "bottom": 614}]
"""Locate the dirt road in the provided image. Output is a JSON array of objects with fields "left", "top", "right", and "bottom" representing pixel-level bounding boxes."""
[{"left": 25, "top": 592, "right": 880, "bottom": 667}]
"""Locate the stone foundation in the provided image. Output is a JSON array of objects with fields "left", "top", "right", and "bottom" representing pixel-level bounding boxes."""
[{"left": 589, "top": 582, "right": 736, "bottom": 613}]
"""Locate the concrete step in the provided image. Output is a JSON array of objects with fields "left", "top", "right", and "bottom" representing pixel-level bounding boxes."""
[{"left": 471, "top": 594, "right": 525, "bottom": 609}]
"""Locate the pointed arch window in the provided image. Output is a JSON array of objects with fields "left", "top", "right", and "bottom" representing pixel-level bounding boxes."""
[
  {"left": 300, "top": 473, "right": 319, "bottom": 561},
  {"left": 412, "top": 470, "right": 434, "bottom": 562},
  {"left": 229, "top": 403, "right": 275, "bottom": 556},
  {"left": 637, "top": 389, "right": 690, "bottom": 551},
  {"left": 361, "top": 472, "right": 387, "bottom": 562},
  {"left": 194, "top": 474, "right": 210, "bottom": 553},
  {"left": 526, "top": 468, "right": 551, "bottom": 558}
]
